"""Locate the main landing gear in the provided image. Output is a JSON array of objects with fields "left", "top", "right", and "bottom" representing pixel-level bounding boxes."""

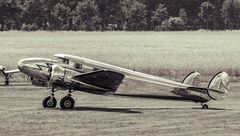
[
  {"left": 42, "top": 96, "right": 57, "bottom": 108},
  {"left": 4, "top": 73, "right": 10, "bottom": 86},
  {"left": 42, "top": 88, "right": 75, "bottom": 110},
  {"left": 60, "top": 95, "right": 75, "bottom": 109}
]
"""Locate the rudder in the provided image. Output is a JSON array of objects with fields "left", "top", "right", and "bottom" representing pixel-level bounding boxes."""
[{"left": 207, "top": 71, "right": 230, "bottom": 100}]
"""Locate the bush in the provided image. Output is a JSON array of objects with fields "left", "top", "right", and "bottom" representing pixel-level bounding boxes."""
[
  {"left": 21, "top": 23, "right": 38, "bottom": 31},
  {"left": 21, "top": 24, "right": 30, "bottom": 31},
  {"left": 160, "top": 19, "right": 170, "bottom": 31},
  {"left": 167, "top": 17, "right": 186, "bottom": 31},
  {"left": 29, "top": 23, "right": 38, "bottom": 31}
]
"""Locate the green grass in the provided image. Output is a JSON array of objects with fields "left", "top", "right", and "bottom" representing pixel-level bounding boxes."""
[{"left": 0, "top": 31, "right": 240, "bottom": 79}]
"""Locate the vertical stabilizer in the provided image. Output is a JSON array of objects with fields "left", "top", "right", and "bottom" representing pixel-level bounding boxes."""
[
  {"left": 207, "top": 71, "right": 230, "bottom": 100},
  {"left": 182, "top": 71, "right": 201, "bottom": 87}
]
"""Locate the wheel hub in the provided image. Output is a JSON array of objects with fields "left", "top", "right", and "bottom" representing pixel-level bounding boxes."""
[
  {"left": 64, "top": 100, "right": 72, "bottom": 108},
  {"left": 47, "top": 100, "right": 54, "bottom": 107}
]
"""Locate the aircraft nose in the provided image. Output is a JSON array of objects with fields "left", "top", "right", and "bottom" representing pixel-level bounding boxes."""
[
  {"left": 17, "top": 58, "right": 55, "bottom": 81},
  {"left": 17, "top": 59, "right": 29, "bottom": 74}
]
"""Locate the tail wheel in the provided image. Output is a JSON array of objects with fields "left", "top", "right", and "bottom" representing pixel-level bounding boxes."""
[
  {"left": 202, "top": 104, "right": 208, "bottom": 109},
  {"left": 60, "top": 96, "right": 75, "bottom": 110},
  {"left": 42, "top": 96, "right": 57, "bottom": 108}
]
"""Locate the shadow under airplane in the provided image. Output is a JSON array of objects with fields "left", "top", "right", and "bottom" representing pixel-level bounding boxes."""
[
  {"left": 114, "top": 93, "right": 194, "bottom": 101},
  {"left": 115, "top": 93, "right": 230, "bottom": 111},
  {"left": 48, "top": 106, "right": 143, "bottom": 114}
]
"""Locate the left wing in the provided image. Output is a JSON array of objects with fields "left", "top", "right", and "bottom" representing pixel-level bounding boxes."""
[{"left": 4, "top": 69, "right": 20, "bottom": 74}]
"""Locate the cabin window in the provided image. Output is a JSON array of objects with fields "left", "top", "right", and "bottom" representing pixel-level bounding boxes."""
[{"left": 74, "top": 63, "right": 82, "bottom": 69}]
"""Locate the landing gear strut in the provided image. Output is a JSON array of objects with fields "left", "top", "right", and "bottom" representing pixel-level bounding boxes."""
[
  {"left": 4, "top": 73, "right": 10, "bottom": 86},
  {"left": 201, "top": 103, "right": 208, "bottom": 109}
]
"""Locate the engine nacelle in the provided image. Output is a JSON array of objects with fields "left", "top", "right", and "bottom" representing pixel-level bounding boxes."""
[
  {"left": 49, "top": 65, "right": 67, "bottom": 87},
  {"left": 0, "top": 65, "right": 6, "bottom": 71}
]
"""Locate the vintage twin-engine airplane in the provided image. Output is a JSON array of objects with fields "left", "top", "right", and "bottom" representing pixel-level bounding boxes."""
[{"left": 17, "top": 54, "right": 230, "bottom": 110}]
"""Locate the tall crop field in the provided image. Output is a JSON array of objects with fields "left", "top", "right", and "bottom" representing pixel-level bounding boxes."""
[{"left": 0, "top": 31, "right": 240, "bottom": 79}]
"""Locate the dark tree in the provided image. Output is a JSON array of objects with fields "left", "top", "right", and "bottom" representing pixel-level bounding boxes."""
[
  {"left": 179, "top": 9, "right": 187, "bottom": 22},
  {"left": 72, "top": 0, "right": 100, "bottom": 31},
  {"left": 0, "top": 0, "right": 239, "bottom": 31},
  {"left": 95, "top": 0, "right": 122, "bottom": 31},
  {"left": 199, "top": 1, "right": 216, "bottom": 30},
  {"left": 121, "top": 0, "right": 148, "bottom": 31},
  {"left": 222, "top": 0, "right": 240, "bottom": 29},
  {"left": 151, "top": 3, "right": 169, "bottom": 30},
  {"left": 51, "top": 3, "right": 71, "bottom": 30},
  {"left": 22, "top": 0, "right": 49, "bottom": 30},
  {"left": 0, "top": 0, "right": 23, "bottom": 31}
]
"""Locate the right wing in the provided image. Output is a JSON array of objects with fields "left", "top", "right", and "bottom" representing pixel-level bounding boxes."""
[{"left": 54, "top": 54, "right": 190, "bottom": 89}]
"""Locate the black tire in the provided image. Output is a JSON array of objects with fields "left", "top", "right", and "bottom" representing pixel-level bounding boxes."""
[
  {"left": 202, "top": 104, "right": 208, "bottom": 109},
  {"left": 42, "top": 96, "right": 57, "bottom": 108},
  {"left": 60, "top": 96, "right": 75, "bottom": 110}
]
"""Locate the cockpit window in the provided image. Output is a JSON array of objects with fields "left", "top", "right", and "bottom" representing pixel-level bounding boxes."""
[
  {"left": 37, "top": 64, "right": 49, "bottom": 71},
  {"left": 24, "top": 64, "right": 39, "bottom": 69},
  {"left": 23, "top": 62, "right": 50, "bottom": 71},
  {"left": 56, "top": 57, "right": 69, "bottom": 64},
  {"left": 62, "top": 59, "right": 69, "bottom": 64}
]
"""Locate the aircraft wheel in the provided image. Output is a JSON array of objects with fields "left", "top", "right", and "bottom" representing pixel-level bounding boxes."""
[
  {"left": 42, "top": 96, "right": 57, "bottom": 108},
  {"left": 60, "top": 96, "right": 75, "bottom": 110},
  {"left": 202, "top": 104, "right": 208, "bottom": 109}
]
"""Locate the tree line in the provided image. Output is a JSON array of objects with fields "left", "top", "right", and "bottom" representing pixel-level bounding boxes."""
[{"left": 0, "top": 0, "right": 240, "bottom": 31}]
